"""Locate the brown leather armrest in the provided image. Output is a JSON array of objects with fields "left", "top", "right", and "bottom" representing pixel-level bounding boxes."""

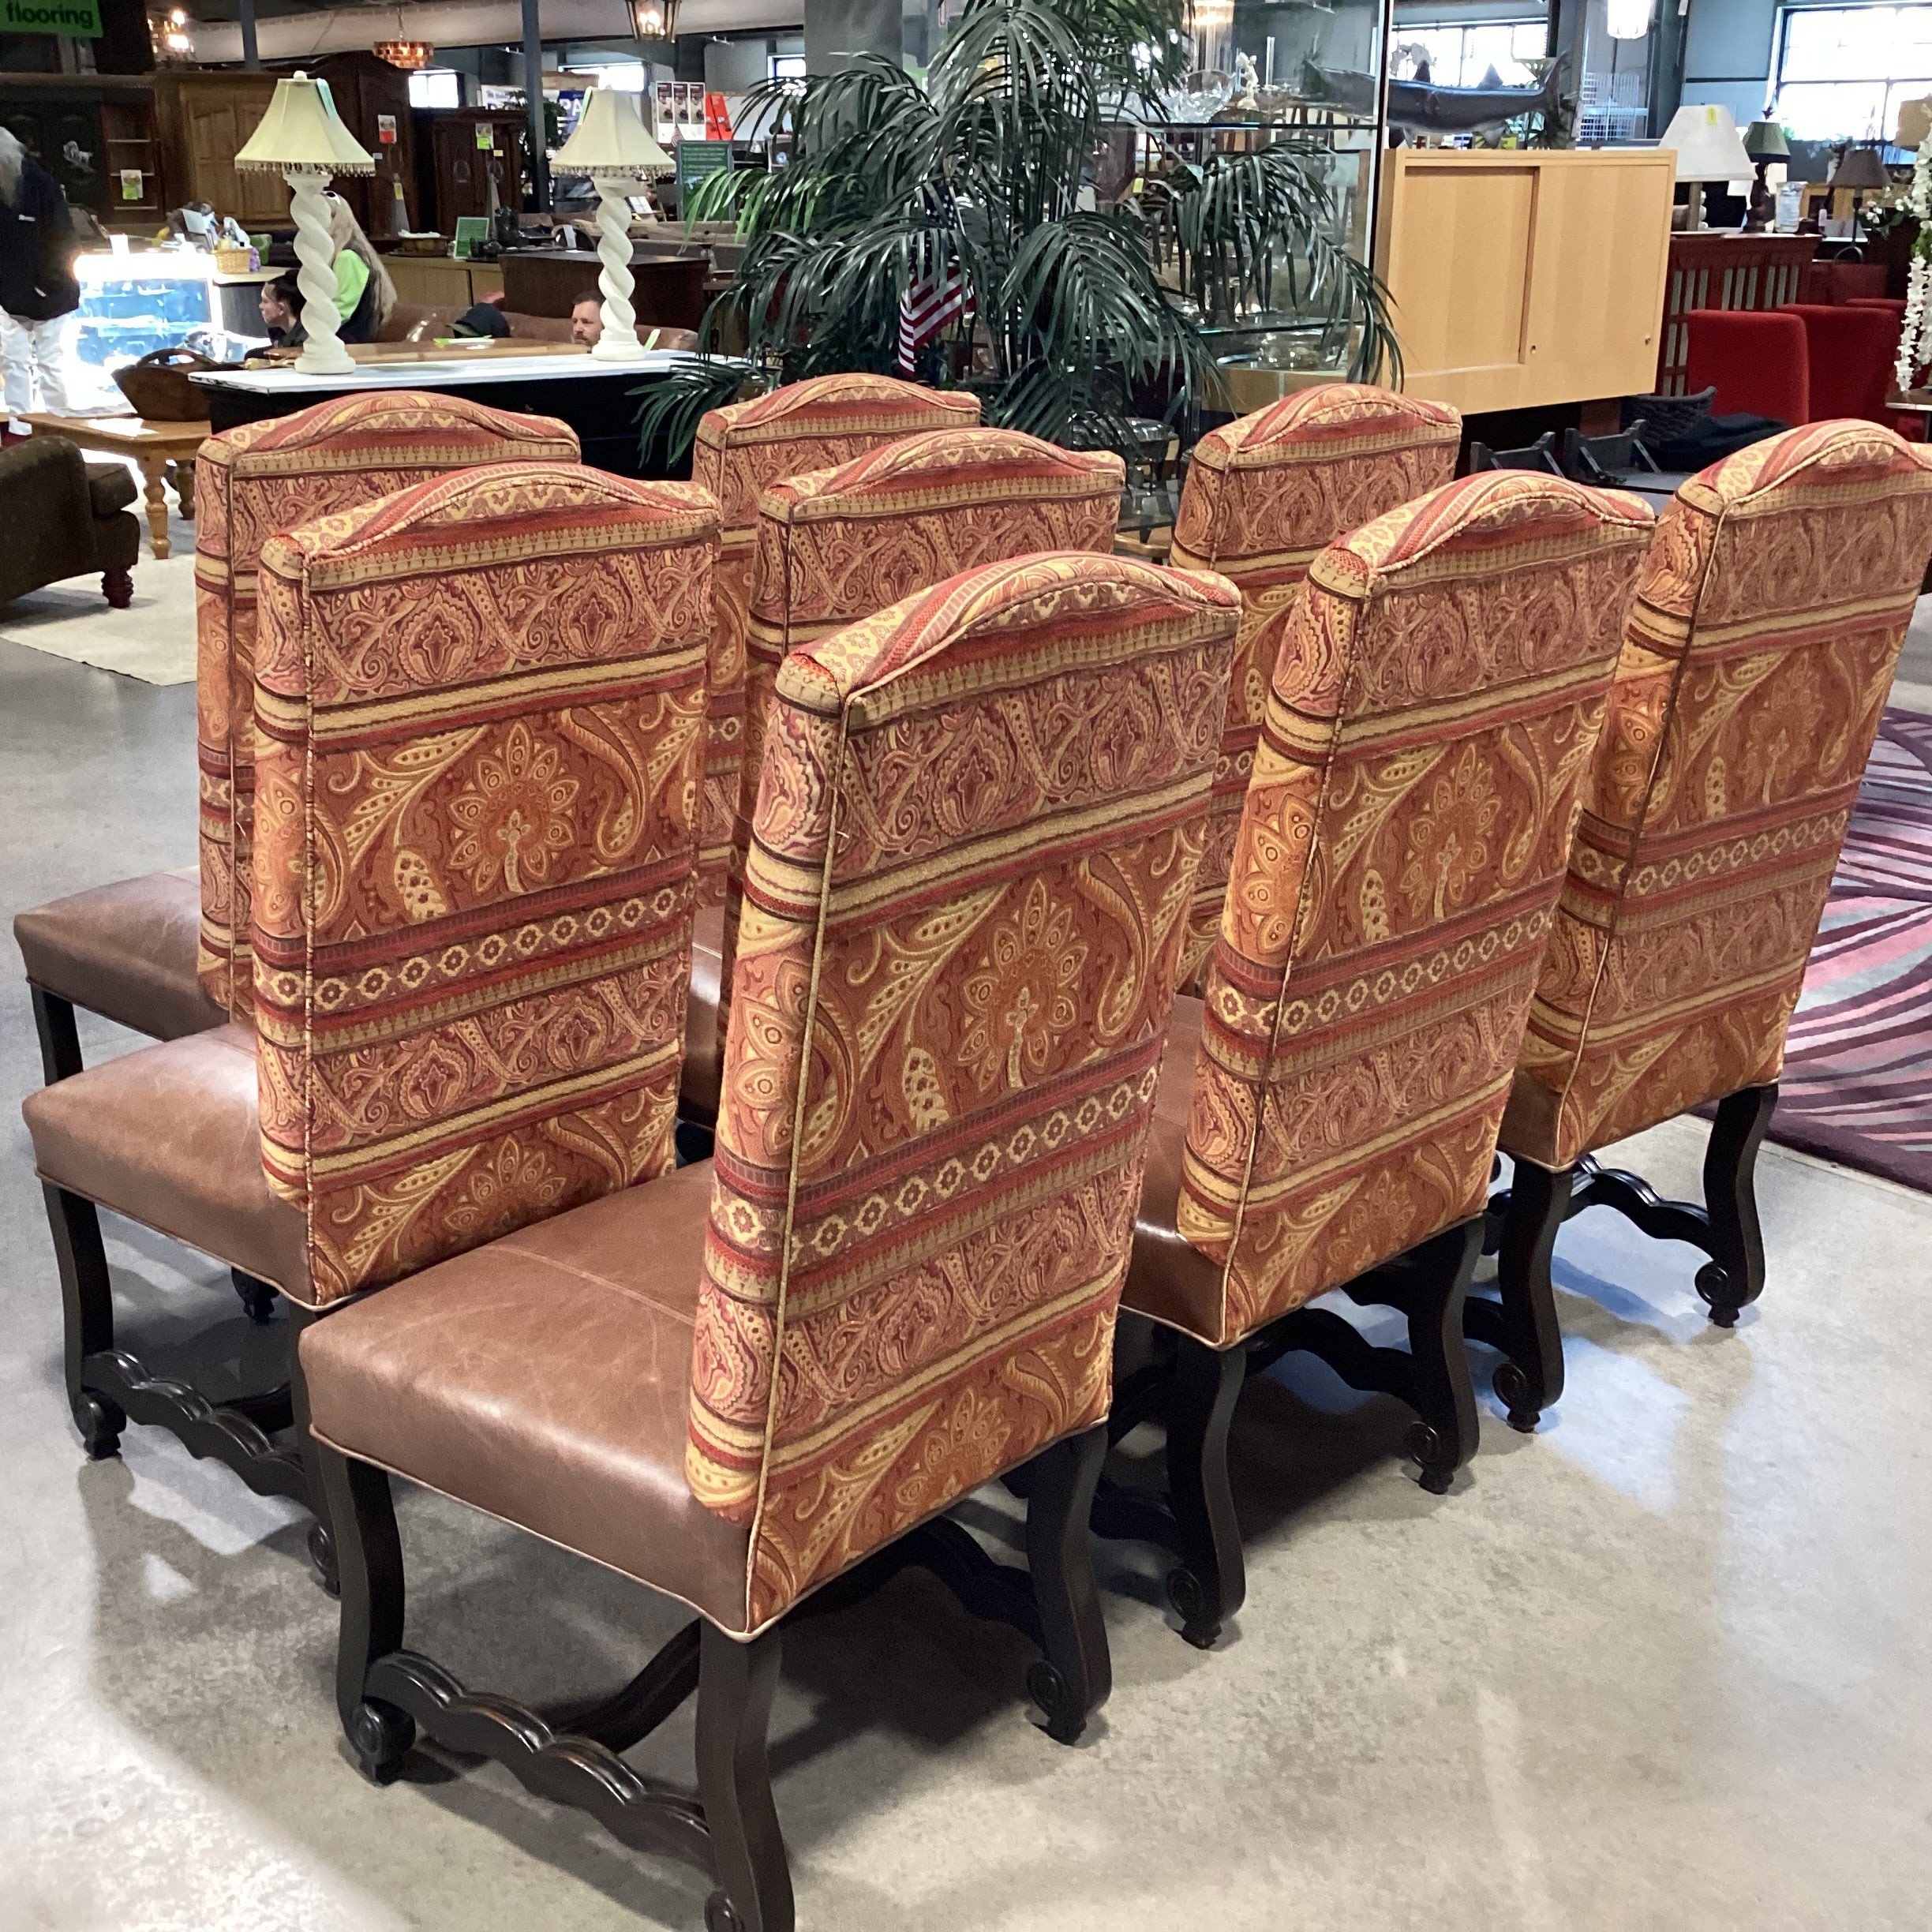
[{"left": 87, "top": 462, "right": 137, "bottom": 517}]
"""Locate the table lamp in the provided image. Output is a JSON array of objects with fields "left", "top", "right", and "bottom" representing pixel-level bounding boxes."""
[
  {"left": 1660, "top": 103, "right": 1754, "bottom": 229},
  {"left": 1741, "top": 118, "right": 1789, "bottom": 231},
  {"left": 234, "top": 73, "right": 375, "bottom": 376},
  {"left": 552, "top": 84, "right": 676, "bottom": 364}
]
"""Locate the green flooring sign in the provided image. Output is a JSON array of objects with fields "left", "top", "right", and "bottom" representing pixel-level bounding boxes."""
[{"left": 2, "top": 0, "right": 101, "bottom": 33}]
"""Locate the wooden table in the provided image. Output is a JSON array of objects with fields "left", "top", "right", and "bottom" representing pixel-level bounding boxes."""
[{"left": 23, "top": 412, "right": 210, "bottom": 560}]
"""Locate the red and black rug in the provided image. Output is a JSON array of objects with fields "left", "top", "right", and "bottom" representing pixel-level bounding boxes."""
[{"left": 1770, "top": 708, "right": 1932, "bottom": 1193}]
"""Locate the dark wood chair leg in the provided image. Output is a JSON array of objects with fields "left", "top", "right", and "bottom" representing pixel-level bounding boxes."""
[
  {"left": 1697, "top": 1083, "right": 1778, "bottom": 1327},
  {"left": 316, "top": 1444, "right": 414, "bottom": 1785},
  {"left": 232, "top": 1268, "right": 277, "bottom": 1326},
  {"left": 102, "top": 567, "right": 133, "bottom": 609},
  {"left": 696, "top": 1623, "right": 793, "bottom": 1932},
  {"left": 43, "top": 1182, "right": 124, "bottom": 1458},
  {"left": 287, "top": 1306, "right": 339, "bottom": 1595},
  {"left": 1163, "top": 1334, "right": 1247, "bottom": 1649},
  {"left": 1489, "top": 1159, "right": 1572, "bottom": 1432},
  {"left": 1402, "top": 1217, "right": 1485, "bottom": 1494},
  {"left": 1022, "top": 1422, "right": 1110, "bottom": 1744},
  {"left": 29, "top": 983, "right": 84, "bottom": 1084}
]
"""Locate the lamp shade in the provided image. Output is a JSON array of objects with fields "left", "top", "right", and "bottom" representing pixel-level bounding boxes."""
[
  {"left": 1826, "top": 144, "right": 1889, "bottom": 190},
  {"left": 552, "top": 84, "right": 674, "bottom": 176},
  {"left": 1742, "top": 119, "right": 1789, "bottom": 160},
  {"left": 1605, "top": 0, "right": 1652, "bottom": 40},
  {"left": 235, "top": 72, "right": 376, "bottom": 174},
  {"left": 1659, "top": 103, "right": 1754, "bottom": 182}
]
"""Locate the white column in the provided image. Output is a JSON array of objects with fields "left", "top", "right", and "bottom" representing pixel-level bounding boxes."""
[
  {"left": 288, "top": 167, "right": 354, "bottom": 376},
  {"left": 590, "top": 174, "right": 649, "bottom": 363}
]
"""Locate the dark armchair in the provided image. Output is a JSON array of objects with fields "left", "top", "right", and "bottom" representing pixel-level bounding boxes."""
[{"left": 0, "top": 435, "right": 139, "bottom": 609}]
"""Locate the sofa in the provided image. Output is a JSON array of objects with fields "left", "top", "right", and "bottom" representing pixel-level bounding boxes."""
[{"left": 0, "top": 435, "right": 141, "bottom": 608}]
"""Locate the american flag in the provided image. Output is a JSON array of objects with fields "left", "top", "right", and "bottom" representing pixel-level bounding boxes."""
[{"left": 897, "top": 261, "right": 968, "bottom": 375}]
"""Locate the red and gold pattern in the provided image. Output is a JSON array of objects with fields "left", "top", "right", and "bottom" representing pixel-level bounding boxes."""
[
  {"left": 685, "top": 552, "right": 1240, "bottom": 1631},
  {"left": 1168, "top": 384, "right": 1462, "bottom": 990},
  {"left": 195, "top": 392, "right": 579, "bottom": 1022},
  {"left": 715, "top": 426, "right": 1123, "bottom": 1041},
  {"left": 1502, "top": 422, "right": 1932, "bottom": 1170},
  {"left": 250, "top": 461, "right": 717, "bottom": 1305},
  {"left": 690, "top": 375, "right": 980, "bottom": 908},
  {"left": 1134, "top": 473, "right": 1654, "bottom": 1347}
]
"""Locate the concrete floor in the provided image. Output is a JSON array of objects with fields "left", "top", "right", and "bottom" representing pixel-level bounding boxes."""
[{"left": 2, "top": 634, "right": 1930, "bottom": 1932}]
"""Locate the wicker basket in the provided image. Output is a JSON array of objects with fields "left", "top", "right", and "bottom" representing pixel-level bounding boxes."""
[
  {"left": 113, "top": 348, "right": 229, "bottom": 421},
  {"left": 213, "top": 245, "right": 255, "bottom": 275}
]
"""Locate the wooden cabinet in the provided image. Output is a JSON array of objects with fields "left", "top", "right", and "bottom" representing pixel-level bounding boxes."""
[
  {"left": 152, "top": 73, "right": 285, "bottom": 227},
  {"left": 499, "top": 250, "right": 710, "bottom": 328},
  {"left": 310, "top": 53, "right": 417, "bottom": 239},
  {"left": 417, "top": 110, "right": 529, "bottom": 232},
  {"left": 1375, "top": 148, "right": 1677, "bottom": 415},
  {"left": 1654, "top": 233, "right": 1816, "bottom": 395}
]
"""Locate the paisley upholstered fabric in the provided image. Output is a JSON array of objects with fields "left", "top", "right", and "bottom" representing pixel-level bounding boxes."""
[
  {"left": 689, "top": 375, "right": 980, "bottom": 907},
  {"left": 715, "top": 426, "right": 1123, "bottom": 1039},
  {"left": 685, "top": 552, "right": 1240, "bottom": 1631},
  {"left": 195, "top": 392, "right": 578, "bottom": 1021},
  {"left": 1502, "top": 421, "right": 1932, "bottom": 1170},
  {"left": 1134, "top": 473, "right": 1654, "bottom": 1348},
  {"left": 1168, "top": 384, "right": 1461, "bottom": 990},
  {"left": 250, "top": 462, "right": 716, "bottom": 1305}
]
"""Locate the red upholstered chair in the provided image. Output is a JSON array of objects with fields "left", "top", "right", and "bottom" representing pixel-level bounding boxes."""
[
  {"left": 680, "top": 425, "right": 1125, "bottom": 1125},
  {"left": 11, "top": 393, "right": 580, "bottom": 1095},
  {"left": 1780, "top": 302, "right": 1898, "bottom": 422},
  {"left": 1166, "top": 383, "right": 1463, "bottom": 991},
  {"left": 294, "top": 555, "right": 1239, "bottom": 1927},
  {"left": 688, "top": 375, "right": 981, "bottom": 911},
  {"left": 1478, "top": 424, "right": 1932, "bottom": 1430},
  {"left": 1116, "top": 474, "right": 1654, "bottom": 1645},
  {"left": 20, "top": 464, "right": 715, "bottom": 1574},
  {"left": 1798, "top": 259, "right": 1889, "bottom": 305},
  {"left": 1683, "top": 309, "right": 1810, "bottom": 423}
]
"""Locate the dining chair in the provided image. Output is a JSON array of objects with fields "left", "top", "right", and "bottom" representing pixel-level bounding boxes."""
[
  {"left": 683, "top": 425, "right": 1124, "bottom": 1129},
  {"left": 690, "top": 373, "right": 981, "bottom": 909},
  {"left": 13, "top": 392, "right": 579, "bottom": 1106},
  {"left": 298, "top": 552, "right": 1240, "bottom": 1932},
  {"left": 20, "top": 462, "right": 716, "bottom": 1585},
  {"left": 1165, "top": 383, "right": 1462, "bottom": 991},
  {"left": 1115, "top": 472, "right": 1656, "bottom": 1646},
  {"left": 1479, "top": 421, "right": 1932, "bottom": 1428}
]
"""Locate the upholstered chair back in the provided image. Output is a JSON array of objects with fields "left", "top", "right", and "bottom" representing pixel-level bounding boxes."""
[
  {"left": 196, "top": 391, "right": 579, "bottom": 1022},
  {"left": 1154, "top": 474, "right": 1653, "bottom": 1348},
  {"left": 684, "top": 552, "right": 1240, "bottom": 1631},
  {"left": 690, "top": 374, "right": 981, "bottom": 905},
  {"left": 1169, "top": 384, "right": 1462, "bottom": 990},
  {"left": 716, "top": 426, "right": 1125, "bottom": 1031},
  {"left": 1502, "top": 421, "right": 1932, "bottom": 1171},
  {"left": 251, "top": 463, "right": 716, "bottom": 1306}
]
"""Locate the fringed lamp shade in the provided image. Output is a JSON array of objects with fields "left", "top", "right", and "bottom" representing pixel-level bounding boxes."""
[{"left": 552, "top": 88, "right": 676, "bottom": 365}]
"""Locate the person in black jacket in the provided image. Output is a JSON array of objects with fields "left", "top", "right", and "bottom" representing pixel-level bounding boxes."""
[{"left": 0, "top": 125, "right": 79, "bottom": 438}]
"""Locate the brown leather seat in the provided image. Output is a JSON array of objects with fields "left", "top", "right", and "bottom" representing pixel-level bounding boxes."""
[
  {"left": 682, "top": 901, "right": 724, "bottom": 1120},
  {"left": 301, "top": 1159, "right": 751, "bottom": 1627},
  {"left": 22, "top": 1024, "right": 307, "bottom": 1294},
  {"left": 13, "top": 869, "right": 223, "bottom": 1045}
]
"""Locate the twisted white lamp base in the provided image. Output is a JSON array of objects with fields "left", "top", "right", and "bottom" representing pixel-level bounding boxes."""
[
  {"left": 589, "top": 174, "right": 650, "bottom": 364},
  {"left": 287, "top": 167, "right": 355, "bottom": 376}
]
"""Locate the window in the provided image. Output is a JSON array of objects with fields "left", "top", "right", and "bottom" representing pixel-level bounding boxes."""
[
  {"left": 1394, "top": 21, "right": 1548, "bottom": 90},
  {"left": 408, "top": 69, "right": 460, "bottom": 110},
  {"left": 1774, "top": 4, "right": 1932, "bottom": 140}
]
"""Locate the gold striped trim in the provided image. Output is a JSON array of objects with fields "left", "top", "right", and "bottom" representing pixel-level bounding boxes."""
[
  {"left": 282, "top": 519, "right": 716, "bottom": 592},
  {"left": 748, "top": 766, "right": 1207, "bottom": 923},
  {"left": 301, "top": 1040, "right": 680, "bottom": 1181},
  {"left": 772, "top": 474, "right": 1118, "bottom": 525},
  {"left": 1527, "top": 960, "right": 1803, "bottom": 1046}
]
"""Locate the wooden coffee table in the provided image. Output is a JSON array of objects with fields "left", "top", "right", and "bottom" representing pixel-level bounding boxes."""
[{"left": 22, "top": 412, "right": 211, "bottom": 560}]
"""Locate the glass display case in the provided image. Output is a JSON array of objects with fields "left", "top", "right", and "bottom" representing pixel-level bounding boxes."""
[
  {"left": 70, "top": 251, "right": 215, "bottom": 414},
  {"left": 1139, "top": 0, "right": 1392, "bottom": 384}
]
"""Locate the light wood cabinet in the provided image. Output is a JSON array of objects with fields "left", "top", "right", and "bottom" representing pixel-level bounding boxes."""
[
  {"left": 153, "top": 73, "right": 285, "bottom": 228},
  {"left": 1375, "top": 148, "right": 1677, "bottom": 414}
]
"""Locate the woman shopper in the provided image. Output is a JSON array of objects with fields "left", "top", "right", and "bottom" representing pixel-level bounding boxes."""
[
  {"left": 324, "top": 194, "right": 395, "bottom": 344},
  {"left": 0, "top": 126, "right": 78, "bottom": 441}
]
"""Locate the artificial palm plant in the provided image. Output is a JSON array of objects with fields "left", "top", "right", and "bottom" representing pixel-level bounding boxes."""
[{"left": 641, "top": 0, "right": 1398, "bottom": 460}]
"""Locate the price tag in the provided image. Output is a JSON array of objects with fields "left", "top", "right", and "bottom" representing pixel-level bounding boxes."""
[
  {"left": 475, "top": 122, "right": 495, "bottom": 151},
  {"left": 119, "top": 167, "right": 141, "bottom": 200},
  {"left": 376, "top": 114, "right": 397, "bottom": 145}
]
